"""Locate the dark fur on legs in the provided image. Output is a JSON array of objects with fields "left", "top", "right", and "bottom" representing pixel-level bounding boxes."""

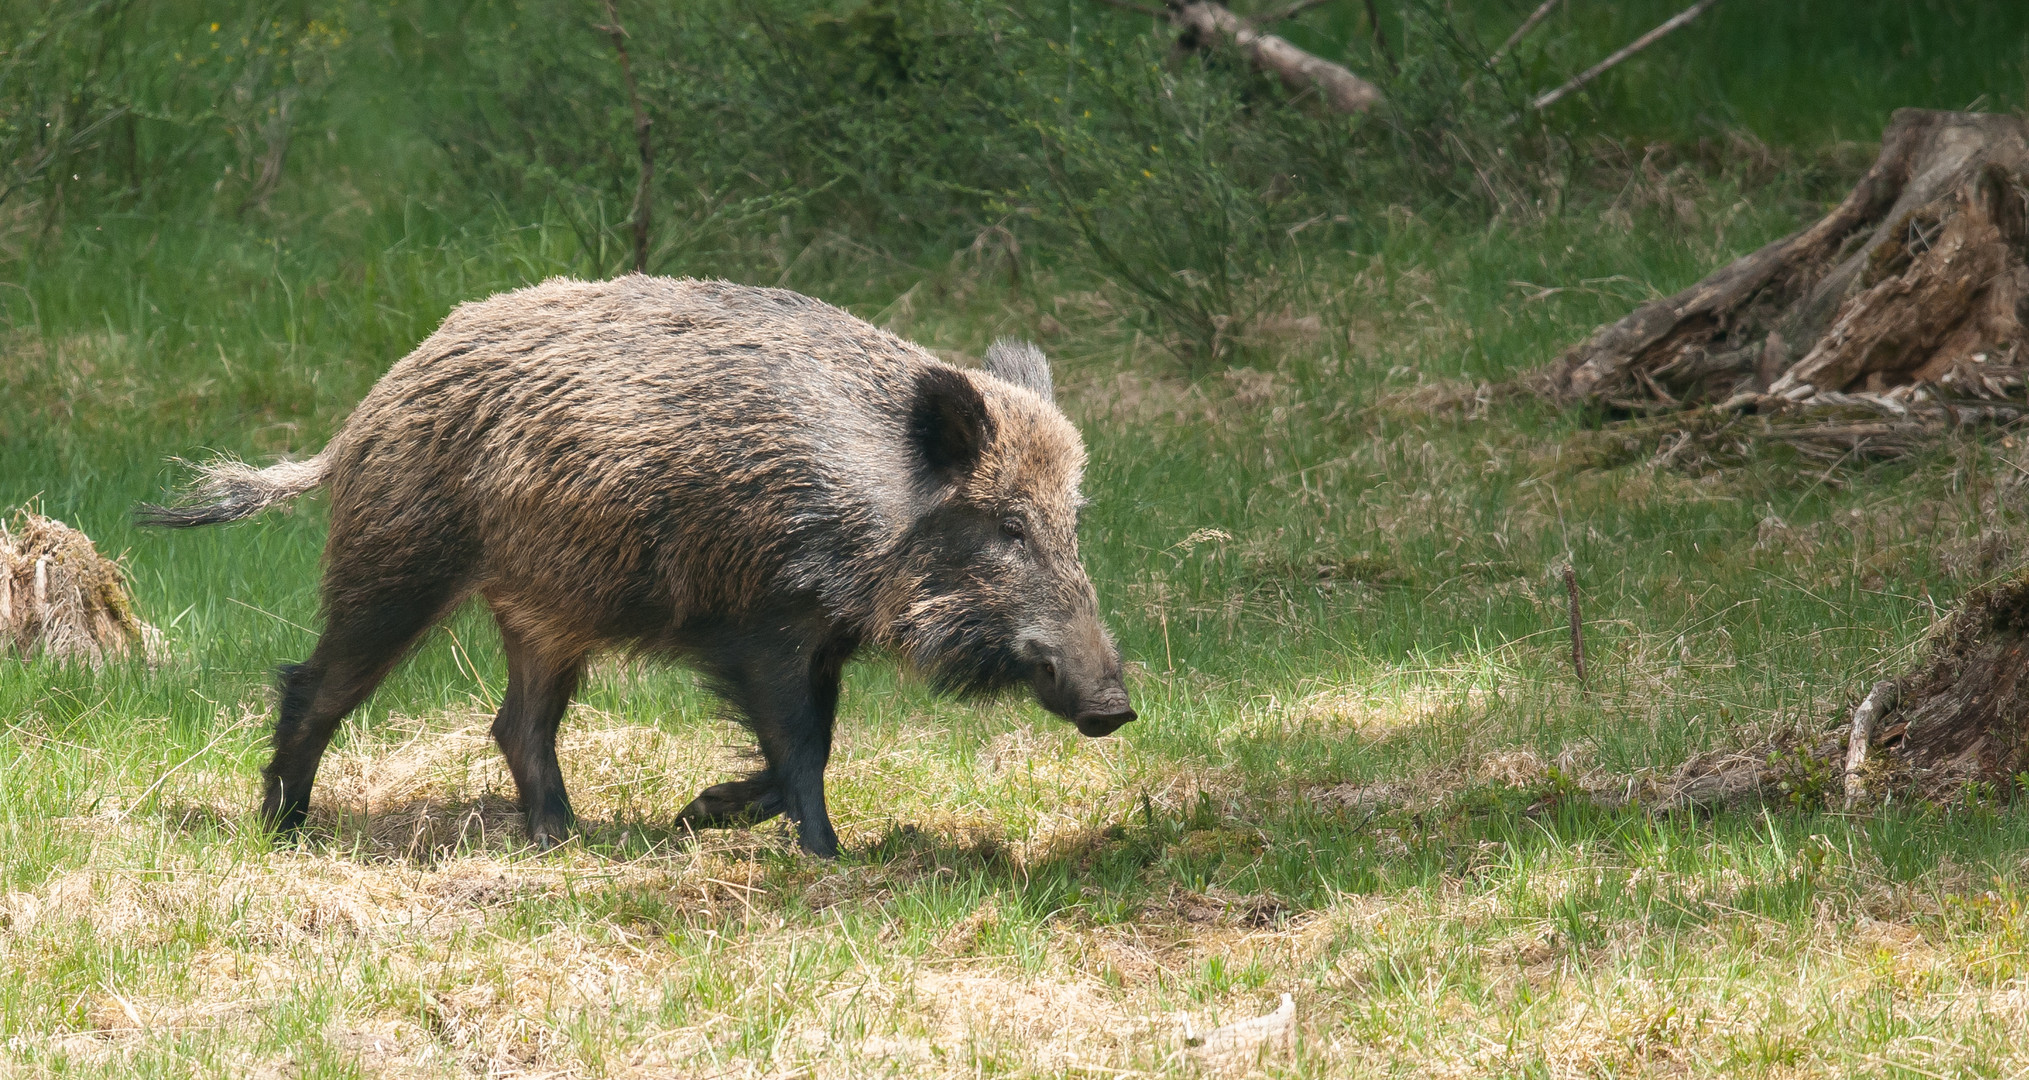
[{"left": 144, "top": 278, "right": 1134, "bottom": 857}]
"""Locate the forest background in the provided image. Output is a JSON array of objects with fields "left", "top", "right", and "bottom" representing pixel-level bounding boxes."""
[{"left": 5, "top": 1, "right": 2029, "bottom": 1075}]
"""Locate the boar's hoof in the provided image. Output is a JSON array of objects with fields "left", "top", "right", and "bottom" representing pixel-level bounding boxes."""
[
  {"left": 527, "top": 822, "right": 572, "bottom": 851},
  {"left": 676, "top": 776, "right": 788, "bottom": 830}
]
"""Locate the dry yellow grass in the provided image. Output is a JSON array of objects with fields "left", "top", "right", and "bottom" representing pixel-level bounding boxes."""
[{"left": 8, "top": 691, "right": 2029, "bottom": 1078}]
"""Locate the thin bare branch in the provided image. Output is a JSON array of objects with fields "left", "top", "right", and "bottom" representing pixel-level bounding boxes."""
[
  {"left": 599, "top": 0, "right": 654, "bottom": 273},
  {"left": 1563, "top": 563, "right": 1586, "bottom": 686},
  {"left": 1532, "top": 0, "right": 1720, "bottom": 110},
  {"left": 1488, "top": 0, "right": 1562, "bottom": 67},
  {"left": 1256, "top": 0, "right": 1335, "bottom": 24}
]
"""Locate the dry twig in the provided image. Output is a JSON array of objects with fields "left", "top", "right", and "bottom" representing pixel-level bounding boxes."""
[
  {"left": 1489, "top": 0, "right": 1563, "bottom": 67},
  {"left": 1563, "top": 563, "right": 1587, "bottom": 685},
  {"left": 1533, "top": 0, "right": 1720, "bottom": 110}
]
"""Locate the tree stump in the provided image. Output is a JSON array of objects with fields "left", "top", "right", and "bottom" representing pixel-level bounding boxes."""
[
  {"left": 1531, "top": 109, "right": 2029, "bottom": 456},
  {"left": 0, "top": 510, "right": 160, "bottom": 667}
]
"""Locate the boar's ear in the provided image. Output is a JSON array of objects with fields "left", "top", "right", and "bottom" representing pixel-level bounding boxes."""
[
  {"left": 910, "top": 366, "right": 993, "bottom": 479},
  {"left": 984, "top": 338, "right": 1052, "bottom": 399}
]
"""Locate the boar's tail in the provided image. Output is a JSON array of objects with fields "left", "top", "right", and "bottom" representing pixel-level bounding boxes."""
[{"left": 134, "top": 449, "right": 334, "bottom": 528}]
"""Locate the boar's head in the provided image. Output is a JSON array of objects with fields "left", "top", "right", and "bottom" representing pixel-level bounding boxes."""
[{"left": 885, "top": 341, "right": 1135, "bottom": 737}]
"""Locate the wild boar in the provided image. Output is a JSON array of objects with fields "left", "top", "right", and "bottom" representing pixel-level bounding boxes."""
[{"left": 139, "top": 276, "right": 1134, "bottom": 856}]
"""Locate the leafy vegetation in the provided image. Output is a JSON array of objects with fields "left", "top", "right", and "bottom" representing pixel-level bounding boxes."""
[{"left": 6, "top": 0, "right": 2029, "bottom": 1075}]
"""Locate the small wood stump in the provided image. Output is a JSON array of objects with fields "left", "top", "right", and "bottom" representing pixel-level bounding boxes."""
[
  {"left": 0, "top": 510, "right": 159, "bottom": 666},
  {"left": 1531, "top": 109, "right": 2029, "bottom": 464},
  {"left": 1850, "top": 571, "right": 2029, "bottom": 803}
]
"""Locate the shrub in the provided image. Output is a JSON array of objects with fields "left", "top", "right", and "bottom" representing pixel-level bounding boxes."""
[{"left": 0, "top": 0, "right": 348, "bottom": 221}]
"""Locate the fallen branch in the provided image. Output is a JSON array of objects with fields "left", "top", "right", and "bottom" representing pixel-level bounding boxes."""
[
  {"left": 1097, "top": 0, "right": 1384, "bottom": 114},
  {"left": 1556, "top": 397, "right": 2029, "bottom": 479},
  {"left": 1171, "top": 1, "right": 1383, "bottom": 113},
  {"left": 1533, "top": 0, "right": 1720, "bottom": 110},
  {"left": 1187, "top": 993, "right": 1295, "bottom": 1066}
]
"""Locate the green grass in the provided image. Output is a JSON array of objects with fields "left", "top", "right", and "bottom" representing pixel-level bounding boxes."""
[{"left": 9, "top": 2, "right": 2029, "bottom": 1076}]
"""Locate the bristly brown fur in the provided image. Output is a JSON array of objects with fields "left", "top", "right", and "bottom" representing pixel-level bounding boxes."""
[{"left": 143, "top": 276, "right": 1130, "bottom": 857}]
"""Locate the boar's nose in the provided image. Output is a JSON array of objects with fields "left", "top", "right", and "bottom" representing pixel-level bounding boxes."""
[{"left": 1071, "top": 684, "right": 1136, "bottom": 737}]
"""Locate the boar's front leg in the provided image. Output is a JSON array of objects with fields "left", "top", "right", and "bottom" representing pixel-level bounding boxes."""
[{"left": 684, "top": 631, "right": 857, "bottom": 857}]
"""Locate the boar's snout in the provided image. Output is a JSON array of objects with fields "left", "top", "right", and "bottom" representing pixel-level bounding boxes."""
[
  {"left": 1070, "top": 686, "right": 1135, "bottom": 737},
  {"left": 1025, "top": 625, "right": 1136, "bottom": 738}
]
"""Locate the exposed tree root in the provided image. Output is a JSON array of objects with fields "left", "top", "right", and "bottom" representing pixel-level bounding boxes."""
[
  {"left": 1558, "top": 396, "right": 2024, "bottom": 475},
  {"left": 1857, "top": 570, "right": 2029, "bottom": 803}
]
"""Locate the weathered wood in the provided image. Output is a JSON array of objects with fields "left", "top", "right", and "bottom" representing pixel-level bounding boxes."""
[
  {"left": 1531, "top": 110, "right": 2029, "bottom": 420},
  {"left": 1843, "top": 680, "right": 1899, "bottom": 808},
  {"left": 1093, "top": 1, "right": 1383, "bottom": 114},
  {"left": 1187, "top": 992, "right": 1296, "bottom": 1066}
]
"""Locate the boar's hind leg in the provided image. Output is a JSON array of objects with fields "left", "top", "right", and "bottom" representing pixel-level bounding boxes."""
[
  {"left": 675, "top": 771, "right": 787, "bottom": 830},
  {"left": 687, "top": 633, "right": 857, "bottom": 857},
  {"left": 491, "top": 619, "right": 587, "bottom": 850},
  {"left": 263, "top": 581, "right": 465, "bottom": 836}
]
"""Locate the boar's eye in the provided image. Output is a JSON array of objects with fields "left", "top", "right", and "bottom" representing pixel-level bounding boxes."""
[{"left": 1001, "top": 516, "right": 1026, "bottom": 543}]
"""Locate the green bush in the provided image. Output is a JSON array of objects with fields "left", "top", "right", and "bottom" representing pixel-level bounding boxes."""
[
  {"left": 3, "top": 0, "right": 1589, "bottom": 359},
  {"left": 0, "top": 0, "right": 348, "bottom": 220},
  {"left": 434, "top": 0, "right": 1039, "bottom": 279}
]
